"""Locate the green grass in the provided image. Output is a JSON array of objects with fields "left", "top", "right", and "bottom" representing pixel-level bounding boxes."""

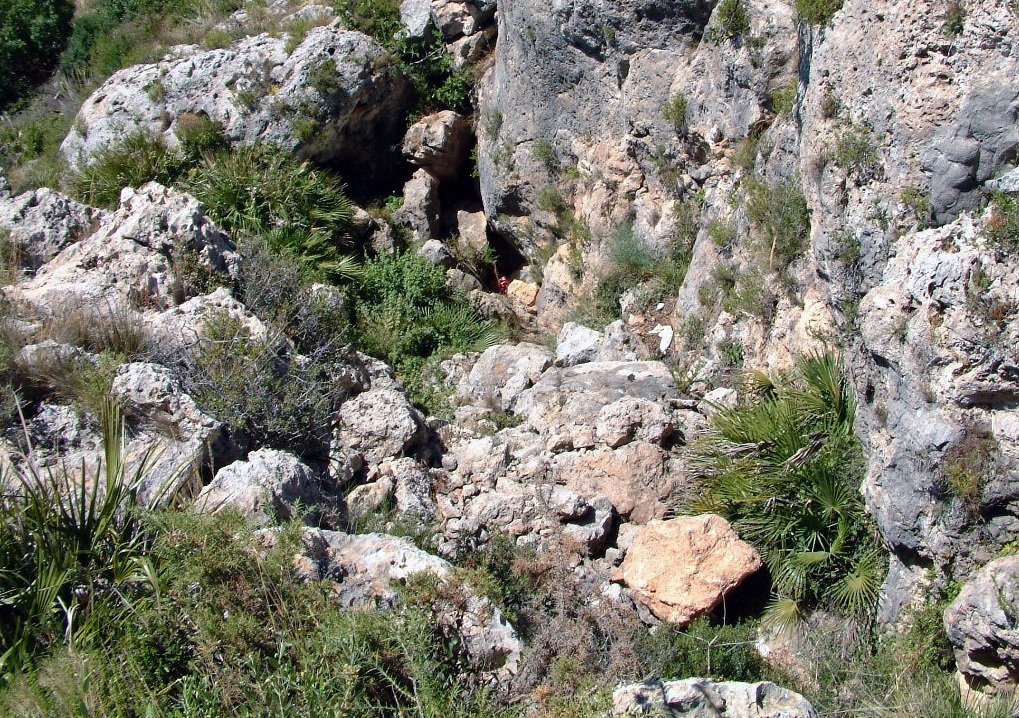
[
  {"left": 794, "top": 0, "right": 844, "bottom": 25},
  {"left": 987, "top": 192, "right": 1019, "bottom": 255}
]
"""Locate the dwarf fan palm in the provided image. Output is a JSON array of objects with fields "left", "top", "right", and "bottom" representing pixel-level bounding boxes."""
[{"left": 689, "top": 351, "right": 884, "bottom": 630}]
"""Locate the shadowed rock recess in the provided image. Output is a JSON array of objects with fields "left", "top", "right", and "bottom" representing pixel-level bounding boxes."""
[{"left": 0, "top": 0, "right": 1018, "bottom": 714}]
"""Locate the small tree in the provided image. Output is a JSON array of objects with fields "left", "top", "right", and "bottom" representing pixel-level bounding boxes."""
[{"left": 0, "top": 0, "right": 74, "bottom": 110}]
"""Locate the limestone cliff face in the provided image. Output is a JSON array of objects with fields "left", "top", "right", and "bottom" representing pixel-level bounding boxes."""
[{"left": 478, "top": 0, "right": 1019, "bottom": 617}]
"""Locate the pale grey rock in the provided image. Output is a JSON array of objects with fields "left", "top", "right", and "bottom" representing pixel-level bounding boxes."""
[
  {"left": 610, "top": 678, "right": 817, "bottom": 718},
  {"left": 400, "top": 0, "right": 434, "bottom": 39},
  {"left": 345, "top": 476, "right": 395, "bottom": 517},
  {"left": 0, "top": 174, "right": 10, "bottom": 200},
  {"left": 595, "top": 397, "right": 676, "bottom": 449},
  {"left": 417, "top": 238, "right": 455, "bottom": 268},
  {"left": 394, "top": 169, "right": 441, "bottom": 243},
  {"left": 146, "top": 287, "right": 266, "bottom": 351},
  {"left": 562, "top": 495, "right": 614, "bottom": 555},
  {"left": 336, "top": 388, "right": 426, "bottom": 466},
  {"left": 195, "top": 448, "right": 321, "bottom": 525},
  {"left": 13, "top": 341, "right": 93, "bottom": 385},
  {"left": 61, "top": 27, "right": 412, "bottom": 177},
  {"left": 0, "top": 188, "right": 109, "bottom": 269},
  {"left": 403, "top": 111, "right": 472, "bottom": 180},
  {"left": 945, "top": 556, "right": 1019, "bottom": 695},
  {"left": 555, "top": 322, "right": 602, "bottom": 367},
  {"left": 457, "top": 343, "right": 553, "bottom": 411},
  {"left": 513, "top": 361, "right": 678, "bottom": 449},
  {"left": 110, "top": 362, "right": 231, "bottom": 504},
  {"left": 5, "top": 183, "right": 238, "bottom": 315},
  {"left": 382, "top": 457, "right": 437, "bottom": 519},
  {"left": 987, "top": 167, "right": 1019, "bottom": 195}
]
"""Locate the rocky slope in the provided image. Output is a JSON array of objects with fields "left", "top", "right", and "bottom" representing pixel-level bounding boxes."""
[{"left": 2, "top": 0, "right": 1019, "bottom": 711}]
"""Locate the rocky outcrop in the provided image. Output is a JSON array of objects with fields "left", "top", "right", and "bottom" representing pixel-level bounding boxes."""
[
  {"left": 4, "top": 182, "right": 238, "bottom": 315},
  {"left": 61, "top": 25, "right": 412, "bottom": 177},
  {"left": 194, "top": 448, "right": 323, "bottom": 525},
  {"left": 945, "top": 556, "right": 1019, "bottom": 696},
  {"left": 615, "top": 515, "right": 763, "bottom": 626},
  {"left": 403, "top": 111, "right": 472, "bottom": 181},
  {"left": 334, "top": 387, "right": 427, "bottom": 468},
  {"left": 0, "top": 188, "right": 108, "bottom": 270},
  {"left": 611, "top": 678, "right": 817, "bottom": 718}
]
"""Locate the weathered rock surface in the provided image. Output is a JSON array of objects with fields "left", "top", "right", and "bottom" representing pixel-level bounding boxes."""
[
  {"left": 394, "top": 169, "right": 441, "bottom": 243},
  {"left": 0, "top": 188, "right": 108, "bottom": 270},
  {"left": 403, "top": 111, "right": 472, "bottom": 180},
  {"left": 61, "top": 26, "right": 412, "bottom": 177},
  {"left": 611, "top": 678, "right": 817, "bottom": 718},
  {"left": 4, "top": 183, "right": 238, "bottom": 315},
  {"left": 945, "top": 556, "right": 1019, "bottom": 695},
  {"left": 194, "top": 448, "right": 322, "bottom": 525},
  {"left": 616, "top": 515, "right": 763, "bottom": 626},
  {"left": 335, "top": 387, "right": 426, "bottom": 467}
]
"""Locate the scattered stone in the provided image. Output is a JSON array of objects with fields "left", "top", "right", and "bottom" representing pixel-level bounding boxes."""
[{"left": 194, "top": 449, "right": 321, "bottom": 525}]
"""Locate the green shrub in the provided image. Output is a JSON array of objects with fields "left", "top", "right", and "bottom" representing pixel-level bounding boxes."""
[
  {"left": 987, "top": 192, "right": 1019, "bottom": 255},
  {"left": 182, "top": 144, "right": 356, "bottom": 278},
  {"left": 0, "top": 0, "right": 74, "bottom": 111},
  {"left": 794, "top": 0, "right": 844, "bottom": 25},
  {"left": 688, "top": 352, "right": 884, "bottom": 629},
  {"left": 3, "top": 510, "right": 511, "bottom": 718},
  {"left": 0, "top": 400, "right": 157, "bottom": 681},
  {"left": 348, "top": 252, "right": 501, "bottom": 408},
  {"left": 709, "top": 0, "right": 750, "bottom": 41},
  {"left": 177, "top": 310, "right": 341, "bottom": 461},
  {"left": 768, "top": 80, "right": 797, "bottom": 116},
  {"left": 901, "top": 186, "right": 931, "bottom": 230},
  {"left": 743, "top": 176, "right": 810, "bottom": 270},
  {"left": 532, "top": 138, "right": 559, "bottom": 173},
  {"left": 942, "top": 423, "right": 999, "bottom": 517},
  {"left": 642, "top": 617, "right": 769, "bottom": 683},
  {"left": 945, "top": 0, "right": 966, "bottom": 36},
  {"left": 832, "top": 124, "right": 880, "bottom": 178},
  {"left": 334, "top": 0, "right": 474, "bottom": 114},
  {"left": 662, "top": 92, "right": 689, "bottom": 133}
]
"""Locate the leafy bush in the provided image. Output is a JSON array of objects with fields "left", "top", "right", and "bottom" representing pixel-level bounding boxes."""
[
  {"left": 743, "top": 176, "right": 810, "bottom": 270},
  {"left": 708, "top": 0, "right": 750, "bottom": 42},
  {"left": 334, "top": 0, "right": 474, "bottom": 114},
  {"left": 176, "top": 310, "right": 341, "bottom": 461},
  {"left": 831, "top": 124, "right": 880, "bottom": 178},
  {"left": 2, "top": 510, "right": 512, "bottom": 718},
  {"left": 182, "top": 144, "right": 356, "bottom": 278},
  {"left": 794, "top": 0, "right": 844, "bottom": 26},
  {"left": 71, "top": 132, "right": 183, "bottom": 208},
  {"left": 0, "top": 0, "right": 74, "bottom": 111},
  {"left": 689, "top": 352, "right": 884, "bottom": 629},
  {"left": 662, "top": 92, "right": 688, "bottom": 133}
]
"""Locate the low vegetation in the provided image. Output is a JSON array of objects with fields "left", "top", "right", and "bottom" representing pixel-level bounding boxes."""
[
  {"left": 743, "top": 176, "right": 811, "bottom": 271},
  {"left": 794, "top": 0, "right": 844, "bottom": 26},
  {"left": 707, "top": 0, "right": 750, "bottom": 42},
  {"left": 688, "top": 352, "right": 885, "bottom": 629},
  {"left": 987, "top": 192, "right": 1019, "bottom": 255},
  {"left": 0, "top": 0, "right": 74, "bottom": 112}
]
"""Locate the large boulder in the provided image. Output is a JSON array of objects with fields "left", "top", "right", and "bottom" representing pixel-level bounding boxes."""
[
  {"left": 111, "top": 361, "right": 232, "bottom": 503},
  {"left": 194, "top": 449, "right": 322, "bottom": 525},
  {"left": 616, "top": 515, "right": 763, "bottom": 626},
  {"left": 945, "top": 556, "right": 1019, "bottom": 696},
  {"left": 61, "top": 26, "right": 412, "bottom": 178},
  {"left": 403, "top": 110, "right": 472, "bottom": 180},
  {"left": 611, "top": 678, "right": 817, "bottom": 718},
  {"left": 457, "top": 343, "right": 553, "bottom": 411},
  {"left": 335, "top": 388, "right": 426, "bottom": 467},
  {"left": 4, "top": 183, "right": 238, "bottom": 315}
]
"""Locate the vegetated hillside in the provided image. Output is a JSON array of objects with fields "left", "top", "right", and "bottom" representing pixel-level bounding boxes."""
[{"left": 0, "top": 0, "right": 1017, "bottom": 716}]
